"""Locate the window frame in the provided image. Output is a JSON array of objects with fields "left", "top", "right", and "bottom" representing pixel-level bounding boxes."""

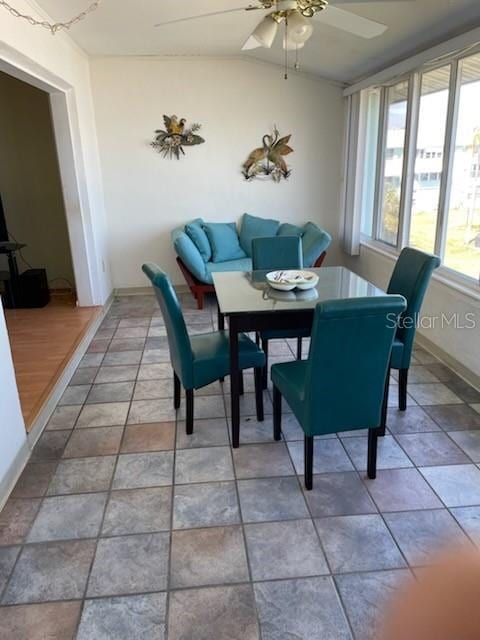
[{"left": 361, "top": 50, "right": 480, "bottom": 288}]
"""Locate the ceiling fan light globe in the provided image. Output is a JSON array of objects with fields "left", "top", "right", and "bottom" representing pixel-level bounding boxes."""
[
  {"left": 242, "top": 35, "right": 261, "bottom": 50},
  {"left": 288, "top": 9, "right": 313, "bottom": 44},
  {"left": 282, "top": 34, "right": 305, "bottom": 50},
  {"left": 248, "top": 15, "right": 278, "bottom": 48}
]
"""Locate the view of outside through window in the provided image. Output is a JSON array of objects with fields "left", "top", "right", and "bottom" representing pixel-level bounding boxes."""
[
  {"left": 445, "top": 54, "right": 480, "bottom": 279},
  {"left": 409, "top": 66, "right": 450, "bottom": 254},
  {"left": 378, "top": 81, "right": 409, "bottom": 245},
  {"left": 363, "top": 52, "right": 480, "bottom": 281}
]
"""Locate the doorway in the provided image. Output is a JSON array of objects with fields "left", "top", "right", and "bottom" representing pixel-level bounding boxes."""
[
  {"left": 0, "top": 64, "right": 103, "bottom": 430},
  {"left": 0, "top": 71, "right": 76, "bottom": 304}
]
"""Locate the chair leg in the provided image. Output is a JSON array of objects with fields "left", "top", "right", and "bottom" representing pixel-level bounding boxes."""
[
  {"left": 186, "top": 389, "right": 194, "bottom": 435},
  {"left": 254, "top": 367, "right": 264, "bottom": 422},
  {"left": 398, "top": 368, "right": 408, "bottom": 411},
  {"left": 196, "top": 290, "right": 204, "bottom": 310},
  {"left": 255, "top": 332, "right": 260, "bottom": 347},
  {"left": 239, "top": 371, "right": 244, "bottom": 396},
  {"left": 367, "top": 427, "right": 381, "bottom": 480},
  {"left": 379, "top": 367, "right": 391, "bottom": 437},
  {"left": 173, "top": 372, "right": 181, "bottom": 410},
  {"left": 296, "top": 337, "right": 302, "bottom": 360},
  {"left": 262, "top": 339, "right": 269, "bottom": 390},
  {"left": 304, "top": 435, "right": 314, "bottom": 491},
  {"left": 273, "top": 385, "right": 282, "bottom": 441}
]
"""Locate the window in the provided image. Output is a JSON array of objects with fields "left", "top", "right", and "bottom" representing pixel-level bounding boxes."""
[
  {"left": 377, "top": 81, "right": 409, "bottom": 246},
  {"left": 360, "top": 88, "right": 380, "bottom": 236},
  {"left": 444, "top": 53, "right": 480, "bottom": 280},
  {"left": 410, "top": 66, "right": 450, "bottom": 253},
  {"left": 359, "top": 51, "right": 480, "bottom": 283}
]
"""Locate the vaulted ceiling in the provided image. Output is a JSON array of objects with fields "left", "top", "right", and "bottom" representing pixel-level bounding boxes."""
[{"left": 34, "top": 0, "right": 480, "bottom": 83}]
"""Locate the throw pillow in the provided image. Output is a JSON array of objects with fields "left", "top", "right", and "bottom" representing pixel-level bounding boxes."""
[
  {"left": 239, "top": 213, "right": 280, "bottom": 256},
  {"left": 185, "top": 218, "right": 212, "bottom": 262},
  {"left": 203, "top": 222, "right": 247, "bottom": 263},
  {"left": 277, "top": 222, "right": 304, "bottom": 238}
]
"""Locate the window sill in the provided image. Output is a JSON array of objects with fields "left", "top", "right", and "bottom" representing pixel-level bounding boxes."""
[{"left": 359, "top": 238, "right": 480, "bottom": 302}]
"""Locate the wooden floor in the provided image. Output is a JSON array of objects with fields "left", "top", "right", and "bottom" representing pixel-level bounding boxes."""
[{"left": 5, "top": 295, "right": 101, "bottom": 431}]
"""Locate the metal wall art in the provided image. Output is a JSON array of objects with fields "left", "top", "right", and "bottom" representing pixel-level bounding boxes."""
[
  {"left": 151, "top": 115, "right": 205, "bottom": 159},
  {"left": 242, "top": 127, "right": 293, "bottom": 182}
]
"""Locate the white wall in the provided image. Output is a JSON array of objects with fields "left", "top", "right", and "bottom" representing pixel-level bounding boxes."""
[
  {"left": 0, "top": 0, "right": 112, "bottom": 306},
  {"left": 0, "top": 1, "right": 113, "bottom": 503},
  {"left": 344, "top": 246, "right": 480, "bottom": 381},
  {"left": 90, "top": 57, "right": 345, "bottom": 288},
  {"left": 0, "top": 301, "right": 27, "bottom": 506},
  {"left": 0, "top": 71, "right": 75, "bottom": 285}
]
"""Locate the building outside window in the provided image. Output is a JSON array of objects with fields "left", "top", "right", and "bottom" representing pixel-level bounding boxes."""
[{"left": 358, "top": 50, "right": 480, "bottom": 282}]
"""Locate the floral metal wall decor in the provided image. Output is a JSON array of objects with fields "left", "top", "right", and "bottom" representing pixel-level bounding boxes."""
[
  {"left": 151, "top": 115, "right": 205, "bottom": 159},
  {"left": 242, "top": 127, "right": 293, "bottom": 182}
]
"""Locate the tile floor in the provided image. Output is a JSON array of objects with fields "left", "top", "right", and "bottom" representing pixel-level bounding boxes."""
[{"left": 1, "top": 293, "right": 480, "bottom": 639}]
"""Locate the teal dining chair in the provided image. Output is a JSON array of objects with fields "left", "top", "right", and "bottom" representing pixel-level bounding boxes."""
[
  {"left": 251, "top": 236, "right": 310, "bottom": 387},
  {"left": 142, "top": 263, "right": 266, "bottom": 434},
  {"left": 380, "top": 247, "right": 441, "bottom": 434},
  {"left": 271, "top": 296, "right": 406, "bottom": 490}
]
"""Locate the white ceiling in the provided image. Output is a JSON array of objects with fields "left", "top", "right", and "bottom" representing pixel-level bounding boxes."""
[{"left": 34, "top": 0, "right": 480, "bottom": 83}]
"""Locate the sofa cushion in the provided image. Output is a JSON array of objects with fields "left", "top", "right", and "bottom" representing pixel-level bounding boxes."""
[
  {"left": 203, "top": 222, "right": 247, "bottom": 263},
  {"left": 277, "top": 222, "right": 304, "bottom": 238},
  {"left": 239, "top": 213, "right": 280, "bottom": 256},
  {"left": 205, "top": 257, "right": 253, "bottom": 283},
  {"left": 185, "top": 218, "right": 212, "bottom": 262},
  {"left": 172, "top": 228, "right": 208, "bottom": 283},
  {"left": 302, "top": 222, "right": 332, "bottom": 267}
]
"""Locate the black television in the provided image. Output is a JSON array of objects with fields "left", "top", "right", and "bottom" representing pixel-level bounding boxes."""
[{"left": 0, "top": 194, "right": 8, "bottom": 242}]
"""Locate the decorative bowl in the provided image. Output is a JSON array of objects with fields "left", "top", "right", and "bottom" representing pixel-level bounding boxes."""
[{"left": 266, "top": 270, "right": 319, "bottom": 291}]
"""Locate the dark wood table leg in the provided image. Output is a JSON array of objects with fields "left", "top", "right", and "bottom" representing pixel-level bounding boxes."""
[
  {"left": 229, "top": 315, "right": 241, "bottom": 448},
  {"left": 217, "top": 303, "right": 225, "bottom": 331},
  {"left": 218, "top": 303, "right": 226, "bottom": 382}
]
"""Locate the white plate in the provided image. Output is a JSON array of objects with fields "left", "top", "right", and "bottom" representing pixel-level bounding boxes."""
[{"left": 266, "top": 270, "right": 319, "bottom": 291}]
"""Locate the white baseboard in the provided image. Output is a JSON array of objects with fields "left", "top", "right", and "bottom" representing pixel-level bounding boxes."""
[
  {"left": 114, "top": 286, "right": 153, "bottom": 296},
  {"left": 415, "top": 334, "right": 480, "bottom": 391},
  {"left": 114, "top": 284, "right": 189, "bottom": 296},
  {"left": 0, "top": 440, "right": 30, "bottom": 511},
  {"left": 0, "top": 296, "right": 113, "bottom": 508}
]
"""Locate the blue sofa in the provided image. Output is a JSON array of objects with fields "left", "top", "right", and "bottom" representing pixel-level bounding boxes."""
[{"left": 172, "top": 213, "right": 332, "bottom": 308}]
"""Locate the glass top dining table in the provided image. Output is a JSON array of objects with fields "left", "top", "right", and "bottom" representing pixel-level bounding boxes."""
[
  {"left": 213, "top": 266, "right": 385, "bottom": 315},
  {"left": 212, "top": 267, "right": 387, "bottom": 448}
]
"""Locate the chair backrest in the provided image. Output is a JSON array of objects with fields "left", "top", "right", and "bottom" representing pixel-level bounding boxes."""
[
  {"left": 387, "top": 247, "right": 440, "bottom": 368},
  {"left": 142, "top": 263, "right": 194, "bottom": 387},
  {"left": 303, "top": 295, "right": 406, "bottom": 436},
  {"left": 251, "top": 236, "right": 303, "bottom": 271}
]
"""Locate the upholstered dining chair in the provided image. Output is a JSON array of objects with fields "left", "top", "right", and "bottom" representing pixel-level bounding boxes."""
[
  {"left": 380, "top": 247, "right": 441, "bottom": 434},
  {"left": 271, "top": 296, "right": 406, "bottom": 490},
  {"left": 142, "top": 263, "right": 265, "bottom": 434},
  {"left": 251, "top": 236, "right": 310, "bottom": 388}
]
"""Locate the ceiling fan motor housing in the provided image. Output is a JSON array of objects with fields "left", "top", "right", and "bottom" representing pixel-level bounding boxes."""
[{"left": 262, "top": 0, "right": 328, "bottom": 18}]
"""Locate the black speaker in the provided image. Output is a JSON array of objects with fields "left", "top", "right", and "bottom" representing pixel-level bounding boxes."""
[{"left": 17, "top": 269, "right": 50, "bottom": 308}]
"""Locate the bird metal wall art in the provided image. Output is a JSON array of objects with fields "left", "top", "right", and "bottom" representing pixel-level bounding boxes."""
[
  {"left": 151, "top": 115, "right": 205, "bottom": 159},
  {"left": 243, "top": 127, "right": 293, "bottom": 182}
]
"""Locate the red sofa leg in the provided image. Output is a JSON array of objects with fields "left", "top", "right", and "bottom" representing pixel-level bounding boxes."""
[
  {"left": 176, "top": 257, "right": 215, "bottom": 310},
  {"left": 314, "top": 251, "right": 327, "bottom": 268}
]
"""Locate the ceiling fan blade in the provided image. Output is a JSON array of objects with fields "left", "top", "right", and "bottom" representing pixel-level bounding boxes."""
[
  {"left": 154, "top": 6, "right": 262, "bottom": 28},
  {"left": 314, "top": 5, "right": 387, "bottom": 38}
]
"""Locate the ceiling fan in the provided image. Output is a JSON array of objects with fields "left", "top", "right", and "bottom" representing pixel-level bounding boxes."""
[{"left": 154, "top": 0, "right": 412, "bottom": 51}]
